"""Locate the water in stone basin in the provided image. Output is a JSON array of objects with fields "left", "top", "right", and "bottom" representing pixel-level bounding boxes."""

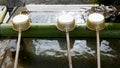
[{"left": 0, "top": 38, "right": 120, "bottom": 68}]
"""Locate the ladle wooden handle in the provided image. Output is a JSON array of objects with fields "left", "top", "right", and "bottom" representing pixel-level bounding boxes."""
[
  {"left": 96, "top": 30, "right": 101, "bottom": 68},
  {"left": 66, "top": 28, "right": 73, "bottom": 68},
  {"left": 14, "top": 30, "right": 21, "bottom": 68}
]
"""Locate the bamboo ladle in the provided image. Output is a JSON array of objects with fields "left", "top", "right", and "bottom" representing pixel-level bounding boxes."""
[
  {"left": 57, "top": 14, "right": 75, "bottom": 68},
  {"left": 87, "top": 13, "right": 105, "bottom": 68},
  {"left": 12, "top": 14, "right": 31, "bottom": 68}
]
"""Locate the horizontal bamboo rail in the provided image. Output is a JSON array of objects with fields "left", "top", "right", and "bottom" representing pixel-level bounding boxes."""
[{"left": 0, "top": 23, "right": 120, "bottom": 38}]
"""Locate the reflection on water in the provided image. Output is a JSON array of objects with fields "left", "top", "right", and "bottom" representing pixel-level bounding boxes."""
[
  {"left": 100, "top": 40, "right": 117, "bottom": 57},
  {"left": 33, "top": 40, "right": 61, "bottom": 56},
  {"left": 0, "top": 38, "right": 120, "bottom": 68},
  {"left": 30, "top": 39, "right": 117, "bottom": 58},
  {"left": 72, "top": 40, "right": 95, "bottom": 56},
  {"left": 32, "top": 39, "right": 96, "bottom": 57},
  {"left": 101, "top": 40, "right": 111, "bottom": 52},
  {"left": 22, "top": 38, "right": 120, "bottom": 68}
]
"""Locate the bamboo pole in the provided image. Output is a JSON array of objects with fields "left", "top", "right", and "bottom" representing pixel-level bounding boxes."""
[
  {"left": 14, "top": 30, "right": 21, "bottom": 68},
  {"left": 66, "top": 28, "right": 73, "bottom": 68},
  {"left": 1, "top": 23, "right": 120, "bottom": 38},
  {"left": 96, "top": 30, "right": 101, "bottom": 68}
]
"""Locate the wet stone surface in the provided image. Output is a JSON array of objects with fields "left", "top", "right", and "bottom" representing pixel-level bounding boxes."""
[
  {"left": 29, "top": 11, "right": 86, "bottom": 24},
  {"left": 9, "top": 5, "right": 120, "bottom": 24}
]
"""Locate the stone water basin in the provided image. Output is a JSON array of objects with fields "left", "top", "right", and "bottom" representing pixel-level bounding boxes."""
[{"left": 1, "top": 5, "right": 120, "bottom": 68}]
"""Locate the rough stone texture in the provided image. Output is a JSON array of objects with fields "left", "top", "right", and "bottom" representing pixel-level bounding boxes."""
[
  {"left": 0, "top": 0, "right": 92, "bottom": 6},
  {"left": 4, "top": 0, "right": 25, "bottom": 8},
  {"left": 25, "top": 0, "right": 92, "bottom": 4}
]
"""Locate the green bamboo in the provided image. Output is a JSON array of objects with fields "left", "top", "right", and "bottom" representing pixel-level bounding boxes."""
[{"left": 0, "top": 23, "right": 120, "bottom": 38}]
